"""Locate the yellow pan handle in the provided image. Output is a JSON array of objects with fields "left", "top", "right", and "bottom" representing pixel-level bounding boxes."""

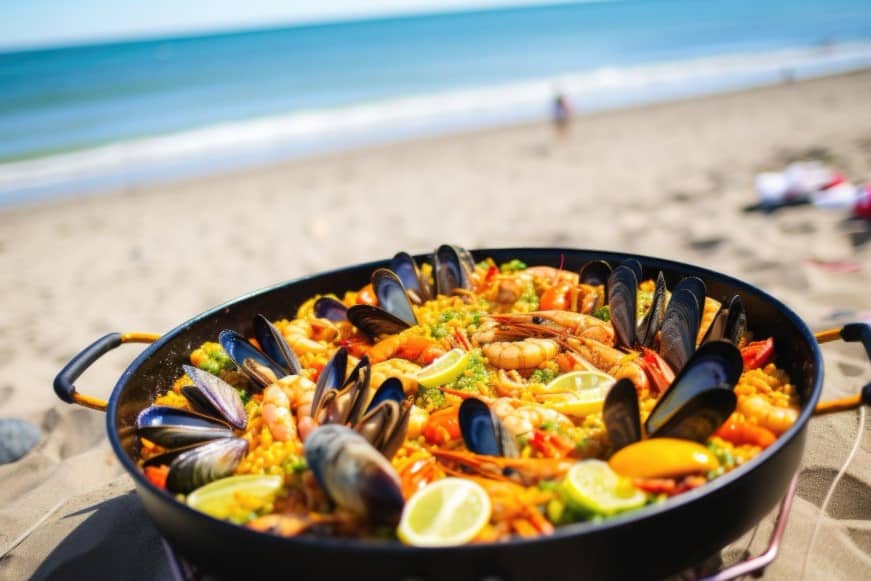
[
  {"left": 813, "top": 324, "right": 871, "bottom": 415},
  {"left": 53, "top": 332, "right": 160, "bottom": 412}
]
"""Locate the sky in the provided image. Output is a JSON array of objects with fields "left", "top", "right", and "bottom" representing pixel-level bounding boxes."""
[{"left": 0, "top": 0, "right": 593, "bottom": 51}]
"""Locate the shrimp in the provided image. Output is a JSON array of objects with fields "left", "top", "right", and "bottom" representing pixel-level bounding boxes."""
[
  {"left": 565, "top": 336, "right": 650, "bottom": 395},
  {"left": 392, "top": 444, "right": 444, "bottom": 499},
  {"left": 738, "top": 395, "right": 799, "bottom": 435},
  {"left": 482, "top": 338, "right": 559, "bottom": 370},
  {"left": 262, "top": 384, "right": 298, "bottom": 442},
  {"left": 485, "top": 311, "right": 614, "bottom": 345},
  {"left": 371, "top": 358, "right": 421, "bottom": 395},
  {"left": 276, "top": 319, "right": 329, "bottom": 354},
  {"left": 267, "top": 375, "right": 318, "bottom": 440},
  {"left": 431, "top": 449, "right": 574, "bottom": 485},
  {"left": 366, "top": 332, "right": 446, "bottom": 365},
  {"left": 489, "top": 397, "right": 574, "bottom": 437},
  {"left": 458, "top": 476, "right": 555, "bottom": 540},
  {"left": 714, "top": 418, "right": 776, "bottom": 448}
]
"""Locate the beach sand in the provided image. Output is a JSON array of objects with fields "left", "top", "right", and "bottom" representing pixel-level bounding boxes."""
[{"left": 1, "top": 71, "right": 869, "bottom": 579}]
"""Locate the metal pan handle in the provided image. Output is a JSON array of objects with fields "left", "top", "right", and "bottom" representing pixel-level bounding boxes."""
[
  {"left": 814, "top": 323, "right": 871, "bottom": 414},
  {"left": 53, "top": 332, "right": 160, "bottom": 412}
]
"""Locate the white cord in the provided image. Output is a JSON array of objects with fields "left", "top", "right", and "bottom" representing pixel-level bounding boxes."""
[
  {"left": 799, "top": 405, "right": 867, "bottom": 580},
  {"left": 0, "top": 498, "right": 66, "bottom": 560}
]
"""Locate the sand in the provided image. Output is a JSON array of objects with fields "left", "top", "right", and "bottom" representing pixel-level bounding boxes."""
[{"left": 1, "top": 71, "right": 869, "bottom": 579}]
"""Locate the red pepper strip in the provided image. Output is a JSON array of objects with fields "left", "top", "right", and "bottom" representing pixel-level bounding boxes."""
[
  {"left": 484, "top": 265, "right": 499, "bottom": 283},
  {"left": 740, "top": 338, "right": 775, "bottom": 370},
  {"left": 144, "top": 465, "right": 169, "bottom": 490}
]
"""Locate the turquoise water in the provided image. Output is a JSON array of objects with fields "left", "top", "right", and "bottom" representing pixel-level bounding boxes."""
[{"left": 1, "top": 0, "right": 870, "bottom": 201}]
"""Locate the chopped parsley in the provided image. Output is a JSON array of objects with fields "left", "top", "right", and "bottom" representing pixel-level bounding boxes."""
[
  {"left": 500, "top": 259, "right": 527, "bottom": 273},
  {"left": 415, "top": 385, "right": 446, "bottom": 411},
  {"left": 593, "top": 306, "right": 610, "bottom": 322},
  {"left": 283, "top": 455, "right": 308, "bottom": 475},
  {"left": 190, "top": 341, "right": 233, "bottom": 375},
  {"left": 447, "top": 350, "right": 489, "bottom": 392},
  {"left": 529, "top": 368, "right": 556, "bottom": 385}
]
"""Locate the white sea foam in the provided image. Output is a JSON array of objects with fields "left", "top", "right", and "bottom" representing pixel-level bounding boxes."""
[{"left": 3, "top": 42, "right": 871, "bottom": 203}]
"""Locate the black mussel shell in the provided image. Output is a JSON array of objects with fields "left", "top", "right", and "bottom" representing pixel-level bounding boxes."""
[
  {"left": 219, "top": 329, "right": 287, "bottom": 388},
  {"left": 165, "top": 437, "right": 248, "bottom": 494},
  {"left": 379, "top": 404, "right": 411, "bottom": 460},
  {"left": 314, "top": 297, "right": 349, "bottom": 322},
  {"left": 608, "top": 265, "right": 638, "bottom": 348},
  {"left": 136, "top": 406, "right": 234, "bottom": 448},
  {"left": 579, "top": 260, "right": 613, "bottom": 288},
  {"left": 637, "top": 271, "right": 667, "bottom": 348},
  {"left": 673, "top": 277, "right": 706, "bottom": 314},
  {"left": 366, "top": 377, "right": 405, "bottom": 412},
  {"left": 648, "top": 388, "right": 737, "bottom": 442},
  {"left": 434, "top": 244, "right": 472, "bottom": 296},
  {"left": 459, "top": 398, "right": 518, "bottom": 457},
  {"left": 253, "top": 315, "right": 302, "bottom": 375},
  {"left": 723, "top": 295, "right": 747, "bottom": 345},
  {"left": 659, "top": 287, "right": 701, "bottom": 373},
  {"left": 603, "top": 379, "right": 642, "bottom": 451},
  {"left": 305, "top": 425, "right": 404, "bottom": 523},
  {"left": 391, "top": 252, "right": 431, "bottom": 304},
  {"left": 356, "top": 400, "right": 402, "bottom": 455},
  {"left": 621, "top": 258, "right": 644, "bottom": 284},
  {"left": 343, "top": 356, "right": 373, "bottom": 426},
  {"left": 347, "top": 304, "right": 411, "bottom": 339},
  {"left": 645, "top": 341, "right": 743, "bottom": 437},
  {"left": 311, "top": 347, "right": 348, "bottom": 417},
  {"left": 372, "top": 268, "right": 417, "bottom": 326},
  {"left": 701, "top": 303, "right": 728, "bottom": 345},
  {"left": 181, "top": 365, "right": 247, "bottom": 430}
]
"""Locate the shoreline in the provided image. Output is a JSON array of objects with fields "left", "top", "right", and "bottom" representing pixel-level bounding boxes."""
[{"left": 3, "top": 42, "right": 870, "bottom": 207}]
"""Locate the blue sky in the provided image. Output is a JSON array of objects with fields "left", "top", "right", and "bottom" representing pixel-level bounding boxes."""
[{"left": 0, "top": 0, "right": 590, "bottom": 51}]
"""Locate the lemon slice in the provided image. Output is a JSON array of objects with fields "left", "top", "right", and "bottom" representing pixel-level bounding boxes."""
[
  {"left": 417, "top": 349, "right": 471, "bottom": 388},
  {"left": 398, "top": 478, "right": 491, "bottom": 547},
  {"left": 563, "top": 460, "right": 646, "bottom": 516},
  {"left": 187, "top": 474, "right": 283, "bottom": 522},
  {"left": 539, "top": 370, "right": 616, "bottom": 416}
]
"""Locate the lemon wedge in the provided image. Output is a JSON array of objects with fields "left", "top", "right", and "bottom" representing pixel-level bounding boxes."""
[
  {"left": 398, "top": 478, "right": 491, "bottom": 547},
  {"left": 563, "top": 460, "right": 647, "bottom": 516},
  {"left": 417, "top": 349, "right": 471, "bottom": 388},
  {"left": 187, "top": 474, "right": 283, "bottom": 523},
  {"left": 538, "top": 370, "right": 616, "bottom": 416}
]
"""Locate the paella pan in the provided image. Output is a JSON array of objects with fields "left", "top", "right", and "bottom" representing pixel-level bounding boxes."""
[{"left": 54, "top": 246, "right": 870, "bottom": 580}]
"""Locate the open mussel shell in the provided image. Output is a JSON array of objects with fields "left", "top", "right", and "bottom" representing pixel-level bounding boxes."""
[
  {"left": 674, "top": 277, "right": 706, "bottom": 312},
  {"left": 136, "top": 406, "right": 235, "bottom": 448},
  {"left": 253, "top": 315, "right": 302, "bottom": 375},
  {"left": 372, "top": 268, "right": 417, "bottom": 326},
  {"left": 356, "top": 379, "right": 410, "bottom": 460},
  {"left": 648, "top": 388, "right": 737, "bottom": 442},
  {"left": 645, "top": 341, "right": 743, "bottom": 437},
  {"left": 459, "top": 398, "right": 518, "bottom": 458},
  {"left": 608, "top": 264, "right": 638, "bottom": 348},
  {"left": 723, "top": 295, "right": 747, "bottom": 345},
  {"left": 579, "top": 259, "right": 612, "bottom": 287},
  {"left": 603, "top": 378, "right": 642, "bottom": 451},
  {"left": 391, "top": 252, "right": 431, "bottom": 304},
  {"left": 219, "top": 329, "right": 287, "bottom": 388},
  {"left": 165, "top": 437, "right": 249, "bottom": 494},
  {"left": 659, "top": 287, "right": 702, "bottom": 373},
  {"left": 181, "top": 365, "right": 247, "bottom": 430},
  {"left": 342, "top": 356, "right": 373, "bottom": 426},
  {"left": 347, "top": 304, "right": 410, "bottom": 339},
  {"left": 305, "top": 425, "right": 404, "bottom": 523},
  {"left": 637, "top": 271, "right": 667, "bottom": 348},
  {"left": 434, "top": 244, "right": 473, "bottom": 296},
  {"left": 311, "top": 347, "right": 349, "bottom": 419},
  {"left": 314, "top": 297, "right": 349, "bottom": 322}
]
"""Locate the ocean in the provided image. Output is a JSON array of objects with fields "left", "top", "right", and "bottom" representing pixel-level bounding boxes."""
[{"left": 2, "top": 0, "right": 871, "bottom": 204}]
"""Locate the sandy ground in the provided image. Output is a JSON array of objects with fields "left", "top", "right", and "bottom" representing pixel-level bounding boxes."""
[{"left": 1, "top": 71, "right": 870, "bottom": 579}]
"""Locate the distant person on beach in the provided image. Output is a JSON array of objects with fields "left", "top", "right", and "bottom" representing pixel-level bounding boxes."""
[{"left": 553, "top": 92, "right": 571, "bottom": 133}]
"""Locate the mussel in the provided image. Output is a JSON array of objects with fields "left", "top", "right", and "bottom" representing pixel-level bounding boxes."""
[
  {"left": 603, "top": 341, "right": 743, "bottom": 451},
  {"left": 136, "top": 367, "right": 249, "bottom": 493},
  {"left": 305, "top": 425, "right": 405, "bottom": 524},
  {"left": 309, "top": 348, "right": 410, "bottom": 458},
  {"left": 458, "top": 397, "right": 518, "bottom": 458},
  {"left": 219, "top": 314, "right": 303, "bottom": 388},
  {"left": 578, "top": 259, "right": 613, "bottom": 287},
  {"left": 390, "top": 251, "right": 432, "bottom": 304},
  {"left": 702, "top": 294, "right": 747, "bottom": 345},
  {"left": 433, "top": 244, "right": 474, "bottom": 296},
  {"left": 347, "top": 268, "right": 417, "bottom": 339},
  {"left": 313, "top": 296, "right": 348, "bottom": 322}
]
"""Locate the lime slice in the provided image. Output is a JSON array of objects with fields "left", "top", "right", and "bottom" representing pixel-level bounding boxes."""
[
  {"left": 563, "top": 460, "right": 646, "bottom": 516},
  {"left": 538, "top": 370, "right": 616, "bottom": 416},
  {"left": 187, "top": 474, "right": 283, "bottom": 522},
  {"left": 417, "top": 349, "right": 471, "bottom": 388},
  {"left": 398, "top": 478, "right": 491, "bottom": 547}
]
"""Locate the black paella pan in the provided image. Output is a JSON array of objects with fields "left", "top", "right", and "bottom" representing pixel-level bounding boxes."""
[{"left": 53, "top": 248, "right": 871, "bottom": 580}]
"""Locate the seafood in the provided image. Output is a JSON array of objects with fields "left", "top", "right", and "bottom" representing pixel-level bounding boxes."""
[{"left": 137, "top": 249, "right": 799, "bottom": 546}]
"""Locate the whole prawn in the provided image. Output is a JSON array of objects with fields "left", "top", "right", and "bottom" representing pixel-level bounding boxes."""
[
  {"left": 485, "top": 311, "right": 615, "bottom": 345},
  {"left": 366, "top": 332, "right": 446, "bottom": 365},
  {"left": 565, "top": 336, "right": 650, "bottom": 394},
  {"left": 262, "top": 375, "right": 318, "bottom": 442},
  {"left": 482, "top": 338, "right": 559, "bottom": 370}
]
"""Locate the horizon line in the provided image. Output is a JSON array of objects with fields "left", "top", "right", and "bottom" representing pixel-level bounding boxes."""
[{"left": 0, "top": 0, "right": 616, "bottom": 55}]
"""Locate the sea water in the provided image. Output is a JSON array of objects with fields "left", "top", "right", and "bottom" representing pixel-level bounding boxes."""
[{"left": 1, "top": 0, "right": 870, "bottom": 203}]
